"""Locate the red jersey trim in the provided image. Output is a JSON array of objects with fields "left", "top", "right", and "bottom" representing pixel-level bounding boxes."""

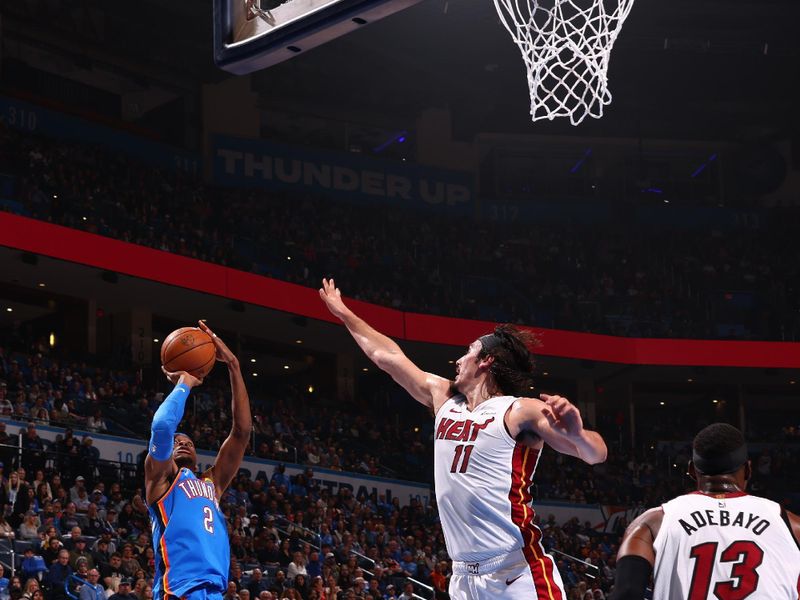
[{"left": 508, "top": 444, "right": 564, "bottom": 600}]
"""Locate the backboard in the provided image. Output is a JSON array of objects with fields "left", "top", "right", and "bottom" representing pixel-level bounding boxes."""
[{"left": 214, "top": 0, "right": 423, "bottom": 75}]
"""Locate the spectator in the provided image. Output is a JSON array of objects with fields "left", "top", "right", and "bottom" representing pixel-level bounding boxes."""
[
  {"left": 19, "top": 424, "right": 45, "bottom": 473},
  {"left": 4, "top": 471, "right": 30, "bottom": 528},
  {"left": 429, "top": 561, "right": 449, "bottom": 595},
  {"left": 0, "top": 515, "right": 14, "bottom": 540},
  {"left": 0, "top": 565, "right": 9, "bottom": 600},
  {"left": 286, "top": 551, "right": 307, "bottom": 580},
  {"left": 69, "top": 478, "right": 88, "bottom": 504},
  {"left": 305, "top": 550, "right": 322, "bottom": 580},
  {"left": 69, "top": 538, "right": 94, "bottom": 570},
  {"left": 77, "top": 569, "right": 104, "bottom": 600},
  {"left": 246, "top": 570, "right": 268, "bottom": 599},
  {"left": 91, "top": 539, "right": 111, "bottom": 567},
  {"left": 41, "top": 536, "right": 63, "bottom": 565},
  {"left": 397, "top": 582, "right": 415, "bottom": 600},
  {"left": 107, "top": 579, "right": 137, "bottom": 600},
  {"left": 292, "top": 574, "right": 308, "bottom": 599},
  {"left": 85, "top": 412, "right": 107, "bottom": 434},
  {"left": 46, "top": 550, "right": 73, "bottom": 600},
  {"left": 222, "top": 582, "right": 239, "bottom": 600},
  {"left": 99, "top": 553, "right": 124, "bottom": 593},
  {"left": 398, "top": 551, "right": 417, "bottom": 578},
  {"left": 18, "top": 511, "right": 40, "bottom": 540},
  {"left": 255, "top": 535, "right": 281, "bottom": 566},
  {"left": 269, "top": 571, "right": 288, "bottom": 598},
  {"left": 20, "top": 580, "right": 39, "bottom": 600},
  {"left": 119, "top": 545, "right": 139, "bottom": 577}
]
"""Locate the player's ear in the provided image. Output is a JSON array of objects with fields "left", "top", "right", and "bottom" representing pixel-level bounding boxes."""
[
  {"left": 687, "top": 461, "right": 697, "bottom": 481},
  {"left": 478, "top": 354, "right": 495, "bottom": 370},
  {"left": 743, "top": 460, "right": 752, "bottom": 483}
]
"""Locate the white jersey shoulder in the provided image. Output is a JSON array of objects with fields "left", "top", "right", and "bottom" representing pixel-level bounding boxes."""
[{"left": 652, "top": 492, "right": 800, "bottom": 599}]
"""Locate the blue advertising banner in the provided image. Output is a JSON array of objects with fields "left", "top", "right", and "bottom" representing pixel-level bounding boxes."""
[
  {"left": 0, "top": 95, "right": 200, "bottom": 174},
  {"left": 211, "top": 135, "right": 474, "bottom": 213}
]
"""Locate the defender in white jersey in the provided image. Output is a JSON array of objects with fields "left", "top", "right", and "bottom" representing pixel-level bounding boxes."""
[
  {"left": 319, "top": 278, "right": 608, "bottom": 600},
  {"left": 611, "top": 423, "right": 800, "bottom": 600}
]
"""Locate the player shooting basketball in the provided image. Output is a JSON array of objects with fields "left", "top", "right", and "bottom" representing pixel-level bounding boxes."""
[
  {"left": 319, "top": 278, "right": 607, "bottom": 600},
  {"left": 145, "top": 320, "right": 252, "bottom": 600}
]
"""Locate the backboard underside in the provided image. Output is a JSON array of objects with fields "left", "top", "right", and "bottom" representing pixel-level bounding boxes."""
[{"left": 214, "top": 0, "right": 423, "bottom": 75}]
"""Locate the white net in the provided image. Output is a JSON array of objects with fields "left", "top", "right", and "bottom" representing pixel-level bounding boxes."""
[{"left": 494, "top": 0, "right": 635, "bottom": 125}]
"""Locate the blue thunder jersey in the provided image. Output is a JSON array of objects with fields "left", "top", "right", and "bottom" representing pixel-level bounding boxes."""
[{"left": 148, "top": 468, "right": 229, "bottom": 599}]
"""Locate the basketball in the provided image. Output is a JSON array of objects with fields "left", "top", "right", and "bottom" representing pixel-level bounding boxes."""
[{"left": 160, "top": 327, "right": 216, "bottom": 379}]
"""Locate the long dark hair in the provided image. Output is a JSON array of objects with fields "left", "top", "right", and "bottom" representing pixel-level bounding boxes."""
[{"left": 479, "top": 324, "right": 539, "bottom": 397}]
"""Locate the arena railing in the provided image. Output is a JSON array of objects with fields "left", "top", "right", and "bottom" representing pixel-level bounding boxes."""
[{"left": 0, "top": 442, "right": 140, "bottom": 490}]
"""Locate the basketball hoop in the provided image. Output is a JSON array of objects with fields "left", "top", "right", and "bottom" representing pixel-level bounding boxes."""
[{"left": 494, "top": 0, "right": 635, "bottom": 125}]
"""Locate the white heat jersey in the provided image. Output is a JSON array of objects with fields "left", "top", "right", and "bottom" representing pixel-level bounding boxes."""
[
  {"left": 434, "top": 396, "right": 551, "bottom": 562},
  {"left": 653, "top": 491, "right": 800, "bottom": 599}
]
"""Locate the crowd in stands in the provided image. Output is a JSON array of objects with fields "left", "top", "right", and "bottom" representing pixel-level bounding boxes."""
[
  {"left": 0, "top": 344, "right": 424, "bottom": 483},
  {"left": 1, "top": 124, "right": 800, "bottom": 599},
  {"left": 0, "top": 434, "right": 621, "bottom": 600},
  {"left": 3, "top": 342, "right": 799, "bottom": 509},
  {"left": 2, "top": 338, "right": 800, "bottom": 599},
  {"left": 2, "top": 126, "right": 799, "bottom": 341}
]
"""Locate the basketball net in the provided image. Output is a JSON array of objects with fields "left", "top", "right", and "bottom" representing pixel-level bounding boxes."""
[{"left": 494, "top": 0, "right": 635, "bottom": 125}]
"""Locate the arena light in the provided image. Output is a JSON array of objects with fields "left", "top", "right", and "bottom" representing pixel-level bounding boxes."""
[
  {"left": 569, "top": 148, "right": 592, "bottom": 174},
  {"left": 691, "top": 153, "right": 718, "bottom": 178},
  {"left": 38, "top": 282, "right": 46, "bottom": 288},
  {"left": 307, "top": 385, "right": 314, "bottom": 393},
  {"left": 283, "top": 365, "right": 290, "bottom": 370},
  {"left": 153, "top": 338, "right": 159, "bottom": 343},
  {"left": 49, "top": 332, "right": 56, "bottom": 347},
  {"left": 250, "top": 358, "right": 257, "bottom": 363},
  {"left": 373, "top": 130, "right": 408, "bottom": 154},
  {"left": 5, "top": 307, "right": 11, "bottom": 312}
]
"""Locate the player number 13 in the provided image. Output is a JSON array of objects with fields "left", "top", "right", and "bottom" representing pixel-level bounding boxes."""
[
  {"left": 688, "top": 540, "right": 763, "bottom": 600},
  {"left": 203, "top": 506, "right": 215, "bottom": 533}
]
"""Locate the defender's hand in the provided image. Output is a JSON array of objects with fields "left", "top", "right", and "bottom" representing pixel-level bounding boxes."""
[
  {"left": 540, "top": 393, "right": 583, "bottom": 437},
  {"left": 319, "top": 278, "right": 350, "bottom": 320}
]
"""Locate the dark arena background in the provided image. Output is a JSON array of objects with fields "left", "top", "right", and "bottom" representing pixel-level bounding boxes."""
[{"left": 1, "top": 0, "right": 800, "bottom": 599}]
